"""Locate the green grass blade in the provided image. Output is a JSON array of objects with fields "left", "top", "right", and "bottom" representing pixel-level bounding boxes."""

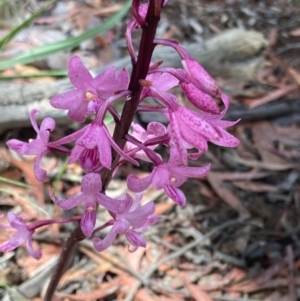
[
  {"left": 0, "top": 0, "right": 131, "bottom": 70},
  {"left": 0, "top": 69, "right": 67, "bottom": 79},
  {"left": 0, "top": 175, "right": 33, "bottom": 189},
  {"left": 0, "top": 187, "right": 49, "bottom": 216},
  {"left": 0, "top": 0, "right": 57, "bottom": 52}
]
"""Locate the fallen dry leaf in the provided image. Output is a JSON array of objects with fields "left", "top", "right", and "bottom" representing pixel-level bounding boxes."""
[
  {"left": 207, "top": 172, "right": 249, "bottom": 215},
  {"left": 231, "top": 180, "right": 278, "bottom": 192},
  {"left": 58, "top": 278, "right": 121, "bottom": 300},
  {"left": 289, "top": 28, "right": 300, "bottom": 36},
  {"left": 183, "top": 275, "right": 214, "bottom": 301},
  {"left": 244, "top": 84, "right": 298, "bottom": 109}
]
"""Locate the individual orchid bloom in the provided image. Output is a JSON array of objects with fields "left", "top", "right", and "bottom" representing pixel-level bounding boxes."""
[
  {"left": 138, "top": 72, "right": 179, "bottom": 113},
  {"left": 50, "top": 173, "right": 122, "bottom": 238},
  {"left": 181, "top": 57, "right": 221, "bottom": 98},
  {"left": 0, "top": 212, "right": 41, "bottom": 260},
  {"left": 50, "top": 56, "right": 129, "bottom": 122},
  {"left": 165, "top": 93, "right": 239, "bottom": 164},
  {"left": 93, "top": 193, "right": 159, "bottom": 252},
  {"left": 127, "top": 148, "right": 211, "bottom": 206},
  {"left": 146, "top": 66, "right": 220, "bottom": 114},
  {"left": 64, "top": 122, "right": 138, "bottom": 172},
  {"left": 6, "top": 109, "right": 69, "bottom": 182},
  {"left": 180, "top": 81, "right": 220, "bottom": 114},
  {"left": 124, "top": 122, "right": 167, "bottom": 162},
  {"left": 141, "top": 72, "right": 179, "bottom": 100},
  {"left": 151, "top": 39, "right": 220, "bottom": 98},
  {"left": 200, "top": 94, "right": 240, "bottom": 147}
]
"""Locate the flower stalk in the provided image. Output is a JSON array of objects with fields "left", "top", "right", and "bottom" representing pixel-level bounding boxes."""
[
  {"left": 1, "top": 0, "right": 240, "bottom": 300},
  {"left": 44, "top": 1, "right": 164, "bottom": 299}
]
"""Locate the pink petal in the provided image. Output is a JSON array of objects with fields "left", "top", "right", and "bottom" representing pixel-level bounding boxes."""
[
  {"left": 50, "top": 89, "right": 85, "bottom": 110},
  {"left": 0, "top": 240, "right": 16, "bottom": 252},
  {"left": 129, "top": 193, "right": 143, "bottom": 212},
  {"left": 29, "top": 109, "right": 41, "bottom": 134},
  {"left": 81, "top": 173, "right": 102, "bottom": 194},
  {"left": 214, "top": 119, "right": 240, "bottom": 128},
  {"left": 39, "top": 118, "right": 55, "bottom": 144},
  {"left": 96, "top": 193, "right": 124, "bottom": 214},
  {"left": 147, "top": 122, "right": 166, "bottom": 136},
  {"left": 68, "top": 56, "right": 93, "bottom": 88},
  {"left": 182, "top": 59, "right": 221, "bottom": 97},
  {"left": 168, "top": 146, "right": 183, "bottom": 166},
  {"left": 94, "top": 66, "right": 116, "bottom": 87},
  {"left": 164, "top": 185, "right": 186, "bottom": 206},
  {"left": 67, "top": 100, "right": 88, "bottom": 123},
  {"left": 68, "top": 144, "right": 85, "bottom": 165},
  {"left": 93, "top": 226, "right": 118, "bottom": 252},
  {"left": 7, "top": 139, "right": 30, "bottom": 155},
  {"left": 127, "top": 172, "right": 154, "bottom": 192},
  {"left": 94, "top": 67, "right": 129, "bottom": 98},
  {"left": 34, "top": 152, "right": 48, "bottom": 182},
  {"left": 97, "top": 127, "right": 112, "bottom": 169},
  {"left": 26, "top": 238, "right": 42, "bottom": 260},
  {"left": 177, "top": 107, "right": 220, "bottom": 140},
  {"left": 50, "top": 191, "right": 85, "bottom": 210},
  {"left": 114, "top": 67, "right": 130, "bottom": 89},
  {"left": 152, "top": 73, "right": 179, "bottom": 91},
  {"left": 169, "top": 113, "right": 188, "bottom": 165},
  {"left": 151, "top": 166, "right": 170, "bottom": 190},
  {"left": 125, "top": 230, "right": 146, "bottom": 248},
  {"left": 181, "top": 82, "right": 220, "bottom": 114},
  {"left": 114, "top": 219, "right": 130, "bottom": 234},
  {"left": 81, "top": 196, "right": 97, "bottom": 238},
  {"left": 26, "top": 139, "right": 45, "bottom": 155},
  {"left": 7, "top": 212, "right": 26, "bottom": 231},
  {"left": 179, "top": 121, "right": 208, "bottom": 153},
  {"left": 170, "top": 164, "right": 211, "bottom": 178},
  {"left": 209, "top": 127, "right": 240, "bottom": 147},
  {"left": 126, "top": 202, "right": 155, "bottom": 228}
]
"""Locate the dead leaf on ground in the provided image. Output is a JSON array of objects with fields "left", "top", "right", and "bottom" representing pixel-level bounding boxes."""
[
  {"left": 243, "top": 84, "right": 298, "bottom": 109},
  {"left": 183, "top": 275, "right": 214, "bottom": 301},
  {"left": 231, "top": 181, "right": 278, "bottom": 192},
  {"left": 57, "top": 278, "right": 121, "bottom": 300},
  {"left": 289, "top": 28, "right": 300, "bottom": 36},
  {"left": 207, "top": 172, "right": 249, "bottom": 215}
]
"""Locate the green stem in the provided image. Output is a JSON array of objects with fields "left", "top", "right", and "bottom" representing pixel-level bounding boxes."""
[{"left": 43, "top": 1, "right": 164, "bottom": 300}]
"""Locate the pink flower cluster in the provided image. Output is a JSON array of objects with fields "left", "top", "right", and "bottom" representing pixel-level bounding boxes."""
[{"left": 1, "top": 0, "right": 239, "bottom": 260}]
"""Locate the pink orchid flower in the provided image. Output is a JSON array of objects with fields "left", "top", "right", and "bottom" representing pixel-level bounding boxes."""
[
  {"left": 127, "top": 148, "right": 211, "bottom": 206},
  {"left": 50, "top": 173, "right": 123, "bottom": 238},
  {"left": 0, "top": 212, "right": 41, "bottom": 260},
  {"left": 6, "top": 109, "right": 69, "bottom": 182},
  {"left": 93, "top": 193, "right": 159, "bottom": 252},
  {"left": 124, "top": 122, "right": 167, "bottom": 162},
  {"left": 64, "top": 122, "right": 138, "bottom": 172},
  {"left": 50, "top": 56, "right": 129, "bottom": 122}
]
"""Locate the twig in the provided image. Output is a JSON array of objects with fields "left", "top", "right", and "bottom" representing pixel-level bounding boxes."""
[{"left": 286, "top": 245, "right": 297, "bottom": 301}]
